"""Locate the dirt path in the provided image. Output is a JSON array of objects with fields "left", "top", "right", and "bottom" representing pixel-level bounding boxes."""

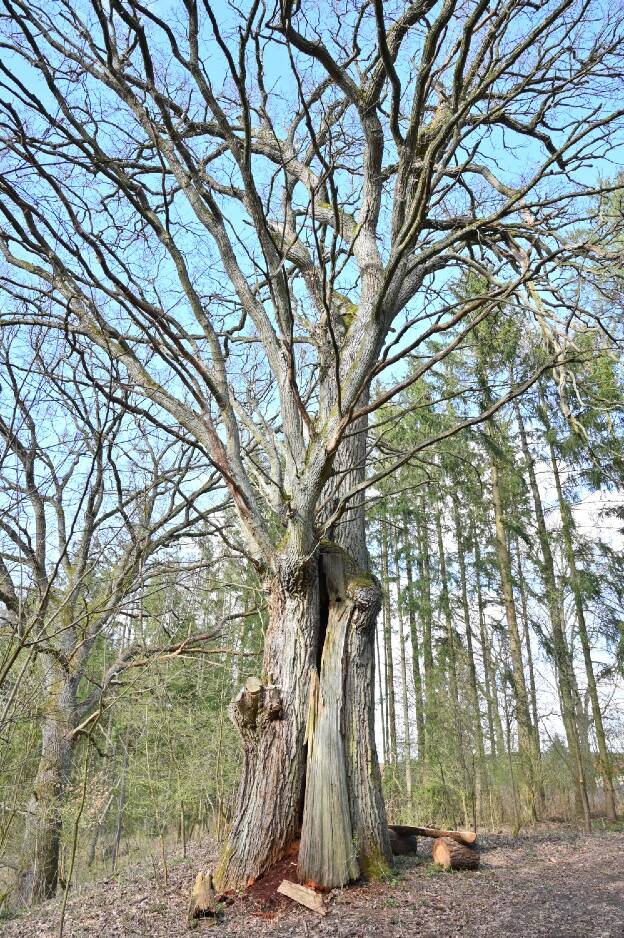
[{"left": 3, "top": 828, "right": 623, "bottom": 937}]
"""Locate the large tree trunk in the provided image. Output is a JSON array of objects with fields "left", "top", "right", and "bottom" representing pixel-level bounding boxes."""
[
  {"left": 215, "top": 558, "right": 318, "bottom": 890},
  {"left": 17, "top": 662, "right": 77, "bottom": 904},
  {"left": 217, "top": 386, "right": 391, "bottom": 892},
  {"left": 216, "top": 547, "right": 391, "bottom": 892}
]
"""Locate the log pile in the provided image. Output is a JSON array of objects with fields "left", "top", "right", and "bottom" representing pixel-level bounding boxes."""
[{"left": 388, "top": 824, "right": 480, "bottom": 870}]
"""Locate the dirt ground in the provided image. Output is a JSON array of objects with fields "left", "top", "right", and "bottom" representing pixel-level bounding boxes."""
[{"left": 3, "top": 826, "right": 623, "bottom": 938}]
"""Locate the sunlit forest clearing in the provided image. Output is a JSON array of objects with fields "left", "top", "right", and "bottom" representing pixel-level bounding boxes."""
[{"left": 0, "top": 1, "right": 623, "bottom": 936}]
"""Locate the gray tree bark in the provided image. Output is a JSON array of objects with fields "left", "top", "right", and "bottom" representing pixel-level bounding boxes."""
[{"left": 17, "top": 663, "right": 77, "bottom": 904}]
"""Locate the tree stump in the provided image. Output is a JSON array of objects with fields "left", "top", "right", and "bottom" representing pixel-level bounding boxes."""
[
  {"left": 187, "top": 870, "right": 217, "bottom": 926},
  {"left": 432, "top": 836, "right": 480, "bottom": 871}
]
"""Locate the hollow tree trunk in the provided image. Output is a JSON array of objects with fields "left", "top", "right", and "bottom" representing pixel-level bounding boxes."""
[
  {"left": 17, "top": 662, "right": 77, "bottom": 904},
  {"left": 217, "top": 552, "right": 391, "bottom": 892},
  {"left": 299, "top": 545, "right": 390, "bottom": 884}
]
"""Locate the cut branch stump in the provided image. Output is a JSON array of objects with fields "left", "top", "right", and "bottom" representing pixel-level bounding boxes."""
[
  {"left": 432, "top": 836, "right": 480, "bottom": 871},
  {"left": 277, "top": 880, "right": 327, "bottom": 915}
]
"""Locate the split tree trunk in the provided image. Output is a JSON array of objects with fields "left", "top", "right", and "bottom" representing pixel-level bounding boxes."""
[
  {"left": 216, "top": 546, "right": 391, "bottom": 892},
  {"left": 215, "top": 560, "right": 317, "bottom": 890}
]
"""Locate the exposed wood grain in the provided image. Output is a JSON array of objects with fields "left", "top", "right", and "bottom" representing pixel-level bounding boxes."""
[{"left": 277, "top": 880, "right": 327, "bottom": 915}]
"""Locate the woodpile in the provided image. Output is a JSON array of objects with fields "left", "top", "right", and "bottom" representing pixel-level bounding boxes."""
[{"left": 388, "top": 824, "right": 480, "bottom": 870}]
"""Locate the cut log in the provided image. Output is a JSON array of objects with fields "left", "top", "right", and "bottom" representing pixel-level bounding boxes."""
[
  {"left": 432, "top": 836, "right": 480, "bottom": 871},
  {"left": 391, "top": 824, "right": 477, "bottom": 846},
  {"left": 388, "top": 827, "right": 418, "bottom": 855},
  {"left": 277, "top": 880, "right": 327, "bottom": 915},
  {"left": 187, "top": 870, "right": 217, "bottom": 924}
]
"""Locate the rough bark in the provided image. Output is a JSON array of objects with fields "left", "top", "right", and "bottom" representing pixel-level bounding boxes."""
[
  {"left": 218, "top": 540, "right": 391, "bottom": 892},
  {"left": 299, "top": 545, "right": 391, "bottom": 886},
  {"left": 215, "top": 558, "right": 317, "bottom": 890}
]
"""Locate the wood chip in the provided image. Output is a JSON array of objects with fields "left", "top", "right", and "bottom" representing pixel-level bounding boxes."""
[{"left": 277, "top": 880, "right": 327, "bottom": 915}]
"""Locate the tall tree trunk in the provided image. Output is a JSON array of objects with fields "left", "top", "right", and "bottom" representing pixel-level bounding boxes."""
[
  {"left": 417, "top": 495, "right": 436, "bottom": 758},
  {"left": 435, "top": 507, "right": 460, "bottom": 713},
  {"left": 453, "top": 499, "right": 486, "bottom": 795},
  {"left": 17, "top": 662, "right": 77, "bottom": 904},
  {"left": 435, "top": 504, "right": 472, "bottom": 816},
  {"left": 381, "top": 516, "right": 398, "bottom": 765},
  {"left": 416, "top": 499, "right": 434, "bottom": 709},
  {"left": 515, "top": 403, "right": 591, "bottom": 829},
  {"left": 489, "top": 450, "right": 542, "bottom": 820},
  {"left": 402, "top": 509, "right": 425, "bottom": 761},
  {"left": 514, "top": 541, "right": 541, "bottom": 743},
  {"left": 548, "top": 436, "right": 616, "bottom": 819},
  {"left": 392, "top": 531, "right": 413, "bottom": 803},
  {"left": 474, "top": 533, "right": 505, "bottom": 757},
  {"left": 376, "top": 619, "right": 389, "bottom": 766}
]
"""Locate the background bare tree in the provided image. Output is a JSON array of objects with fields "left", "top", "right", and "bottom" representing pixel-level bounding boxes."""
[{"left": 0, "top": 326, "right": 225, "bottom": 903}]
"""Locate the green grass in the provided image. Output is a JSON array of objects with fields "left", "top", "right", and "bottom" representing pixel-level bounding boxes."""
[{"left": 598, "top": 818, "right": 624, "bottom": 833}]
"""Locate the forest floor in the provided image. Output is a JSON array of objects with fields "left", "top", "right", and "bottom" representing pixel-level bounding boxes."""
[{"left": 3, "top": 824, "right": 623, "bottom": 938}]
